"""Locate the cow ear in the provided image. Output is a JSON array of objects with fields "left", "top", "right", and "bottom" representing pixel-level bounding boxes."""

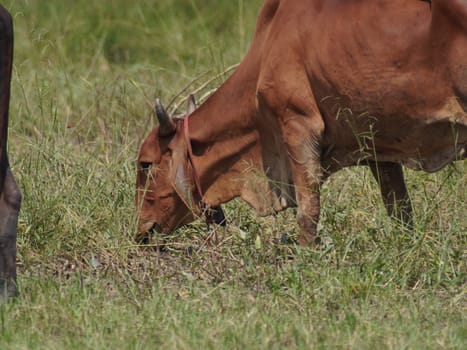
[
  {"left": 187, "top": 94, "right": 196, "bottom": 114},
  {"left": 169, "top": 133, "right": 195, "bottom": 210}
]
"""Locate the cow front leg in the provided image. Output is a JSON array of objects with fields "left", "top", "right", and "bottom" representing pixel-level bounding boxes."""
[
  {"left": 283, "top": 122, "right": 324, "bottom": 246},
  {"left": 295, "top": 175, "right": 321, "bottom": 246},
  {"left": 256, "top": 68, "right": 325, "bottom": 245},
  {"left": 368, "top": 161, "right": 413, "bottom": 228}
]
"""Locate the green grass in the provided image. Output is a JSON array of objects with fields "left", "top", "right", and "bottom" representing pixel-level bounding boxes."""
[{"left": 1, "top": 0, "right": 466, "bottom": 348}]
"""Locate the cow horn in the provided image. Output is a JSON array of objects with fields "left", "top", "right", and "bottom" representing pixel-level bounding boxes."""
[{"left": 155, "top": 98, "right": 176, "bottom": 136}]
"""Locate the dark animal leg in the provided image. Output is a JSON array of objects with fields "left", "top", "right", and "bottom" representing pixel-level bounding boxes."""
[
  {"left": 368, "top": 161, "right": 413, "bottom": 228},
  {"left": 0, "top": 169, "right": 21, "bottom": 297},
  {"left": 0, "top": 6, "right": 20, "bottom": 298}
]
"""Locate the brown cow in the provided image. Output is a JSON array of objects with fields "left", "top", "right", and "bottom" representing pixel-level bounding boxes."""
[
  {"left": 136, "top": 0, "right": 466, "bottom": 245},
  {"left": 0, "top": 5, "right": 21, "bottom": 297}
]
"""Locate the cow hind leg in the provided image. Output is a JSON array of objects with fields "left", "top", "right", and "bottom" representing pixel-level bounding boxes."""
[{"left": 368, "top": 161, "right": 413, "bottom": 228}]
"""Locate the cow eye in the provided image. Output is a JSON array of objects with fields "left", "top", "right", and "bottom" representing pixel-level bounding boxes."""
[{"left": 140, "top": 162, "right": 153, "bottom": 171}]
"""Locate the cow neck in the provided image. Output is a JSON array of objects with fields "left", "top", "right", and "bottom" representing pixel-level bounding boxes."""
[{"left": 181, "top": 60, "right": 260, "bottom": 206}]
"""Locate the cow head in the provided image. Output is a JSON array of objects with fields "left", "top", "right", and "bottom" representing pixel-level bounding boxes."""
[{"left": 135, "top": 97, "right": 198, "bottom": 242}]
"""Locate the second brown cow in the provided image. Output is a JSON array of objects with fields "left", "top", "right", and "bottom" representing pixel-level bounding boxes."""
[{"left": 136, "top": 0, "right": 466, "bottom": 245}]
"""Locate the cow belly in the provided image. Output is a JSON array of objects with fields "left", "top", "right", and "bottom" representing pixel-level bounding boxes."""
[
  {"left": 322, "top": 119, "right": 466, "bottom": 174},
  {"left": 399, "top": 122, "right": 466, "bottom": 172}
]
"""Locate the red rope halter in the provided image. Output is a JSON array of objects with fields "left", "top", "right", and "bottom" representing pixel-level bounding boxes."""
[
  {"left": 182, "top": 115, "right": 226, "bottom": 229},
  {"left": 183, "top": 115, "right": 204, "bottom": 203}
]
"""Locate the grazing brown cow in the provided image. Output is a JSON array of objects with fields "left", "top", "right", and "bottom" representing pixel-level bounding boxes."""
[
  {"left": 0, "top": 5, "right": 21, "bottom": 297},
  {"left": 136, "top": 0, "right": 466, "bottom": 245}
]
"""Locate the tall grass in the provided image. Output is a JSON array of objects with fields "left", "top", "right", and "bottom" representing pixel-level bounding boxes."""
[{"left": 1, "top": 0, "right": 465, "bottom": 349}]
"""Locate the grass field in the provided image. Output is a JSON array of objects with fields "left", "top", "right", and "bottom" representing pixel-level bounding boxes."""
[{"left": 1, "top": 0, "right": 466, "bottom": 348}]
